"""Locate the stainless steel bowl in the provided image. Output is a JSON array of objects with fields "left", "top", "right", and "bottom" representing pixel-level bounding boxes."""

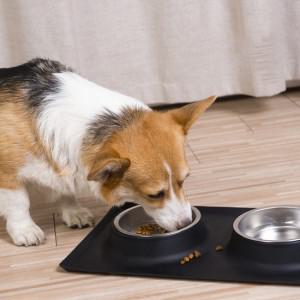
[
  {"left": 233, "top": 206, "right": 300, "bottom": 243},
  {"left": 114, "top": 205, "right": 201, "bottom": 238}
]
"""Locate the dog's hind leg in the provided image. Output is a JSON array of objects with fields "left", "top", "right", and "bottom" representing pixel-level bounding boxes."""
[{"left": 58, "top": 195, "right": 94, "bottom": 229}]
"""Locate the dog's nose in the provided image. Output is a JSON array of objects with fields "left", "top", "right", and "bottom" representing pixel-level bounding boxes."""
[{"left": 177, "top": 218, "right": 192, "bottom": 229}]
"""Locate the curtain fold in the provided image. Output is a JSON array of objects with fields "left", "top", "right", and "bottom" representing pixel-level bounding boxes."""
[{"left": 0, "top": 0, "right": 299, "bottom": 104}]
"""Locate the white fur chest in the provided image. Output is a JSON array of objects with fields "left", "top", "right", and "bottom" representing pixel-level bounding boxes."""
[{"left": 18, "top": 156, "right": 89, "bottom": 197}]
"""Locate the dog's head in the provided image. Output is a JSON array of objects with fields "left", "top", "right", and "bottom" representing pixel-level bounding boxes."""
[{"left": 86, "top": 96, "right": 216, "bottom": 231}]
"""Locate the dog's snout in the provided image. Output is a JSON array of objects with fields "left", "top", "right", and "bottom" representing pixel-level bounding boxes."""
[
  {"left": 177, "top": 217, "right": 192, "bottom": 229},
  {"left": 143, "top": 199, "right": 193, "bottom": 232}
]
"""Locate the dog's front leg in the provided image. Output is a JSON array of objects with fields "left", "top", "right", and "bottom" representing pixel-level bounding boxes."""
[{"left": 0, "top": 186, "right": 45, "bottom": 246}]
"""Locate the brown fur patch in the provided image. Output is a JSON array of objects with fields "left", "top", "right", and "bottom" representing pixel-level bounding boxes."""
[
  {"left": 0, "top": 89, "right": 62, "bottom": 189},
  {"left": 115, "top": 111, "right": 187, "bottom": 205}
]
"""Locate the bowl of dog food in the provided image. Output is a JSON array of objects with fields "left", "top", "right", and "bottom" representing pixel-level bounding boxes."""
[
  {"left": 114, "top": 205, "right": 201, "bottom": 238},
  {"left": 229, "top": 206, "right": 300, "bottom": 265},
  {"left": 107, "top": 205, "right": 207, "bottom": 266}
]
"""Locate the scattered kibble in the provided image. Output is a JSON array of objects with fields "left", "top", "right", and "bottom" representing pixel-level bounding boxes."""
[
  {"left": 215, "top": 245, "right": 224, "bottom": 252},
  {"left": 188, "top": 253, "right": 194, "bottom": 259},
  {"left": 180, "top": 250, "right": 202, "bottom": 265},
  {"left": 136, "top": 223, "right": 168, "bottom": 235},
  {"left": 194, "top": 250, "right": 202, "bottom": 258}
]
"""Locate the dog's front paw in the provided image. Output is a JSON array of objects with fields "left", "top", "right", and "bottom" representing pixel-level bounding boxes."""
[
  {"left": 62, "top": 207, "right": 94, "bottom": 229},
  {"left": 7, "top": 221, "right": 45, "bottom": 246}
]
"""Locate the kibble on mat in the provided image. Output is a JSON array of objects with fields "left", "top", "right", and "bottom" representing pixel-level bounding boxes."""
[
  {"left": 215, "top": 245, "right": 224, "bottom": 252},
  {"left": 189, "top": 253, "right": 194, "bottom": 259},
  {"left": 180, "top": 250, "right": 202, "bottom": 265}
]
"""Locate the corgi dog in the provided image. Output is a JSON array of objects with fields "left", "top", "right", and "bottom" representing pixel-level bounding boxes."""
[{"left": 0, "top": 58, "right": 216, "bottom": 246}]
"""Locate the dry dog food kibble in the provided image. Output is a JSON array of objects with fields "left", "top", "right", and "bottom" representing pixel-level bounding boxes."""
[
  {"left": 188, "top": 253, "right": 194, "bottom": 259},
  {"left": 136, "top": 223, "right": 168, "bottom": 235},
  {"left": 194, "top": 250, "right": 201, "bottom": 258},
  {"left": 215, "top": 245, "right": 224, "bottom": 252},
  {"left": 180, "top": 250, "right": 202, "bottom": 265},
  {"left": 184, "top": 256, "right": 190, "bottom": 262}
]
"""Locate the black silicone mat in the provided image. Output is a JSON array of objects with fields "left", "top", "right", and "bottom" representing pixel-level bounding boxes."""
[{"left": 60, "top": 204, "right": 300, "bottom": 285}]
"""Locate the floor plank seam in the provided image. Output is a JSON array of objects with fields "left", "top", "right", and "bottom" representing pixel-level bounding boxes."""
[
  {"left": 187, "top": 142, "right": 201, "bottom": 164},
  {"left": 238, "top": 115, "right": 255, "bottom": 133},
  {"left": 285, "top": 94, "right": 300, "bottom": 108},
  {"left": 52, "top": 213, "right": 58, "bottom": 247}
]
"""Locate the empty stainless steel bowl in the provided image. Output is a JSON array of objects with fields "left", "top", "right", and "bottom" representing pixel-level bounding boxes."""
[
  {"left": 233, "top": 206, "right": 300, "bottom": 243},
  {"left": 114, "top": 205, "right": 201, "bottom": 238}
]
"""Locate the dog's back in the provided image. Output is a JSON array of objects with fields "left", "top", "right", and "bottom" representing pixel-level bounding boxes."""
[{"left": 0, "top": 58, "right": 71, "bottom": 109}]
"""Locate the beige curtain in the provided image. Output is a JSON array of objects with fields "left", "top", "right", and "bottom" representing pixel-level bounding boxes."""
[{"left": 0, "top": 0, "right": 300, "bottom": 104}]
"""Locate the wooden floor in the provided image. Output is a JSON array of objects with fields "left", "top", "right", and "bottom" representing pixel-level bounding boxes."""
[{"left": 1, "top": 91, "right": 300, "bottom": 299}]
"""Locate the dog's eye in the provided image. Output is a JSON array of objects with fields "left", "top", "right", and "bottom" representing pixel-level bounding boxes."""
[{"left": 147, "top": 190, "right": 165, "bottom": 199}]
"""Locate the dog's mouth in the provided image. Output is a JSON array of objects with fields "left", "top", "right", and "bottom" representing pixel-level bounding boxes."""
[{"left": 142, "top": 203, "right": 193, "bottom": 232}]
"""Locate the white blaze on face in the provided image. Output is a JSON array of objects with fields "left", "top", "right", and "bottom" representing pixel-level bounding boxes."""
[{"left": 143, "top": 162, "right": 192, "bottom": 231}]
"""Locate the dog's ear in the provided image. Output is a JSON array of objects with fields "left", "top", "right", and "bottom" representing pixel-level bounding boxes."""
[
  {"left": 169, "top": 96, "right": 217, "bottom": 134},
  {"left": 87, "top": 149, "right": 130, "bottom": 183}
]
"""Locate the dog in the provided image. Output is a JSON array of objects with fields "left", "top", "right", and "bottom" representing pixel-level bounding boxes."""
[{"left": 0, "top": 58, "right": 216, "bottom": 246}]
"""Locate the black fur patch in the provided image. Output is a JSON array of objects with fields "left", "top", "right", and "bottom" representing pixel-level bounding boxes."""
[
  {"left": 0, "top": 58, "right": 72, "bottom": 112},
  {"left": 87, "top": 107, "right": 146, "bottom": 144}
]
